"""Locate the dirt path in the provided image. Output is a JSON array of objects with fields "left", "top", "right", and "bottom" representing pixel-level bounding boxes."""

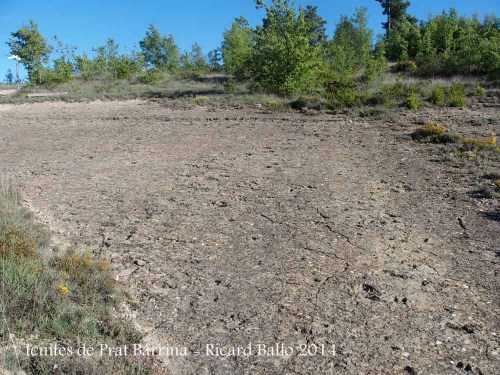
[{"left": 0, "top": 101, "right": 498, "bottom": 374}]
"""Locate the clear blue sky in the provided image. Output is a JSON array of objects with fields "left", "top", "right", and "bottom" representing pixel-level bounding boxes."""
[{"left": 1, "top": 0, "right": 498, "bottom": 80}]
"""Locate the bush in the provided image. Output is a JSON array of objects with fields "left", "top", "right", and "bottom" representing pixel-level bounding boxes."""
[
  {"left": 224, "top": 78, "right": 238, "bottom": 93},
  {"left": 462, "top": 137, "right": 497, "bottom": 150},
  {"left": 265, "top": 99, "right": 287, "bottom": 112},
  {"left": 474, "top": 85, "right": 486, "bottom": 97},
  {"left": 137, "top": 68, "right": 163, "bottom": 84},
  {"left": 392, "top": 60, "right": 418, "bottom": 74},
  {"left": 290, "top": 95, "right": 323, "bottom": 110},
  {"left": 193, "top": 96, "right": 210, "bottom": 105},
  {"left": 411, "top": 123, "right": 462, "bottom": 143},
  {"left": 405, "top": 93, "right": 421, "bottom": 109},
  {"left": 431, "top": 87, "right": 446, "bottom": 106},
  {"left": 449, "top": 82, "right": 467, "bottom": 107},
  {"left": 110, "top": 56, "right": 142, "bottom": 80},
  {"left": 359, "top": 106, "right": 395, "bottom": 120},
  {"left": 326, "top": 88, "right": 358, "bottom": 109}
]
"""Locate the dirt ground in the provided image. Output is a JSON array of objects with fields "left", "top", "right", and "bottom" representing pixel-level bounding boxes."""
[{"left": 0, "top": 100, "right": 498, "bottom": 374}]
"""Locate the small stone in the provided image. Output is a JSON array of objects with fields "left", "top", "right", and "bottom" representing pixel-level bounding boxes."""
[{"left": 134, "top": 259, "right": 146, "bottom": 266}]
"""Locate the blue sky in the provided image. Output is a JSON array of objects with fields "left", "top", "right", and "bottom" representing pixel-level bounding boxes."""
[{"left": 1, "top": 0, "right": 498, "bottom": 80}]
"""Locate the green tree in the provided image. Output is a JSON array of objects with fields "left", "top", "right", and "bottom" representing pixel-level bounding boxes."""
[
  {"left": 329, "top": 7, "right": 373, "bottom": 71},
  {"left": 301, "top": 5, "right": 327, "bottom": 47},
  {"left": 139, "top": 24, "right": 180, "bottom": 71},
  {"left": 4, "top": 69, "right": 14, "bottom": 84},
  {"left": 375, "top": 0, "right": 416, "bottom": 33},
  {"left": 180, "top": 43, "right": 207, "bottom": 72},
  {"left": 385, "top": 18, "right": 421, "bottom": 61},
  {"left": 207, "top": 48, "right": 222, "bottom": 71},
  {"left": 221, "top": 17, "right": 255, "bottom": 79},
  {"left": 6, "top": 20, "right": 52, "bottom": 83},
  {"left": 254, "top": 0, "right": 322, "bottom": 95}
]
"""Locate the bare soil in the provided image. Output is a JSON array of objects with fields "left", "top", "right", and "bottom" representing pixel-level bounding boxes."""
[{"left": 0, "top": 100, "right": 498, "bottom": 374}]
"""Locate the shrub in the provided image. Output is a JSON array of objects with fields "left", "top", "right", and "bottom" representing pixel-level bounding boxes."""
[
  {"left": 137, "top": 68, "right": 163, "bottom": 84},
  {"left": 110, "top": 56, "right": 142, "bottom": 80},
  {"left": 265, "top": 99, "right": 287, "bottom": 112},
  {"left": 474, "top": 85, "right": 486, "bottom": 97},
  {"left": 325, "top": 86, "right": 358, "bottom": 109},
  {"left": 407, "top": 83, "right": 422, "bottom": 95},
  {"left": 462, "top": 137, "right": 497, "bottom": 150},
  {"left": 359, "top": 106, "right": 395, "bottom": 120},
  {"left": 193, "top": 96, "right": 210, "bottom": 104},
  {"left": 224, "top": 79, "right": 238, "bottom": 93},
  {"left": 392, "top": 60, "right": 417, "bottom": 74},
  {"left": 290, "top": 95, "right": 323, "bottom": 110},
  {"left": 411, "top": 123, "right": 462, "bottom": 143},
  {"left": 449, "top": 82, "right": 467, "bottom": 107},
  {"left": 405, "top": 93, "right": 421, "bottom": 109},
  {"left": 431, "top": 87, "right": 446, "bottom": 106}
]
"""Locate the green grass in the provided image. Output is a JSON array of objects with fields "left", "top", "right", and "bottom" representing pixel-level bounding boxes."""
[{"left": 0, "top": 186, "right": 152, "bottom": 374}]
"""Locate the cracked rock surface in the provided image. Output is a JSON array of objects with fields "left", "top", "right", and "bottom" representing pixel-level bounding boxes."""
[{"left": 0, "top": 100, "right": 498, "bottom": 374}]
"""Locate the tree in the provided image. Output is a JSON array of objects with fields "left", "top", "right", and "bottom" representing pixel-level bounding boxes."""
[
  {"left": 139, "top": 24, "right": 180, "bottom": 71},
  {"left": 254, "top": 0, "right": 322, "bottom": 95},
  {"left": 6, "top": 20, "right": 52, "bottom": 83},
  {"left": 207, "top": 48, "right": 222, "bottom": 71},
  {"left": 221, "top": 16, "right": 255, "bottom": 79},
  {"left": 375, "top": 0, "right": 416, "bottom": 33},
  {"left": 330, "top": 7, "right": 373, "bottom": 70},
  {"left": 301, "top": 5, "right": 327, "bottom": 47},
  {"left": 180, "top": 43, "right": 207, "bottom": 72},
  {"left": 4, "top": 69, "right": 14, "bottom": 84}
]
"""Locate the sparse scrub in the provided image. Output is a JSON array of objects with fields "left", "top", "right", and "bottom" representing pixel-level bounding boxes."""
[{"left": 0, "top": 186, "right": 151, "bottom": 374}]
